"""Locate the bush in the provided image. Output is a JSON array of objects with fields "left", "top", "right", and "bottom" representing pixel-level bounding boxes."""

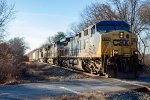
[{"left": 0, "top": 43, "right": 27, "bottom": 84}]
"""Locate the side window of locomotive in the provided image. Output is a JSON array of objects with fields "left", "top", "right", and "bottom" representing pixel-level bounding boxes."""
[
  {"left": 91, "top": 25, "right": 95, "bottom": 36},
  {"left": 84, "top": 29, "right": 88, "bottom": 36},
  {"left": 41, "top": 52, "right": 43, "bottom": 57},
  {"left": 84, "top": 39, "right": 86, "bottom": 49},
  {"left": 79, "top": 33, "right": 81, "bottom": 38},
  {"left": 79, "top": 40, "right": 81, "bottom": 52}
]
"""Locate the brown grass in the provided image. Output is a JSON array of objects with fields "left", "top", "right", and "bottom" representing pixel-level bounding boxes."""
[
  {"left": 0, "top": 58, "right": 20, "bottom": 84},
  {"left": 41, "top": 92, "right": 105, "bottom": 100},
  {"left": 61, "top": 93, "right": 105, "bottom": 100}
]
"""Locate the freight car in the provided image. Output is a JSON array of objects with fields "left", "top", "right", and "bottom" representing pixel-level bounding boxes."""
[{"left": 33, "top": 20, "right": 143, "bottom": 78}]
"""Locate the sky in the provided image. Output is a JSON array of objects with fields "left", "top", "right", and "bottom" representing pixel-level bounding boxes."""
[{"left": 6, "top": 0, "right": 100, "bottom": 53}]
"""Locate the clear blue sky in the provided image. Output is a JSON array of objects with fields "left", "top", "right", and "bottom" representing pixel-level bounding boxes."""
[{"left": 7, "top": 0, "right": 103, "bottom": 53}]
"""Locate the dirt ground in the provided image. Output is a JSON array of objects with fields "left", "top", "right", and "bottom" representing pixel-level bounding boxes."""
[{"left": 18, "top": 62, "right": 90, "bottom": 84}]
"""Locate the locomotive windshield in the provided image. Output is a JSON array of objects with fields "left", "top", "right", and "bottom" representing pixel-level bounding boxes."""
[{"left": 96, "top": 20, "right": 130, "bottom": 33}]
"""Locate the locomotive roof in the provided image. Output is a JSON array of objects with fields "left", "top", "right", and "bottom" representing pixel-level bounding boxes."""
[{"left": 96, "top": 20, "right": 130, "bottom": 27}]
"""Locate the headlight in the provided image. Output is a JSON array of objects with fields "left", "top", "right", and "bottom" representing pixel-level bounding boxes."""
[
  {"left": 114, "top": 50, "right": 118, "bottom": 54},
  {"left": 134, "top": 51, "right": 138, "bottom": 54},
  {"left": 113, "top": 50, "right": 118, "bottom": 55},
  {"left": 119, "top": 32, "right": 124, "bottom": 38}
]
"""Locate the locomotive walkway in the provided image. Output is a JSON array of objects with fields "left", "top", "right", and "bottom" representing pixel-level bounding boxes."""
[{"left": 0, "top": 78, "right": 149, "bottom": 100}]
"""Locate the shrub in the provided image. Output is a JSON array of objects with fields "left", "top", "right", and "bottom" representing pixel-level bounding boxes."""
[{"left": 0, "top": 43, "right": 27, "bottom": 84}]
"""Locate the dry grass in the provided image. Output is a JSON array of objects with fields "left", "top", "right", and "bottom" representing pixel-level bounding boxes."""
[
  {"left": 41, "top": 92, "right": 105, "bottom": 100},
  {"left": 0, "top": 65, "right": 19, "bottom": 84},
  {"left": 61, "top": 93, "right": 105, "bottom": 100}
]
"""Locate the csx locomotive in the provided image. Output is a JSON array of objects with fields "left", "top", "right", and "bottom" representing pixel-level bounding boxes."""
[{"left": 31, "top": 20, "right": 142, "bottom": 78}]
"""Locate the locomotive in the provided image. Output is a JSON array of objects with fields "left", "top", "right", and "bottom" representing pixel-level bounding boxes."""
[{"left": 35, "top": 20, "right": 142, "bottom": 78}]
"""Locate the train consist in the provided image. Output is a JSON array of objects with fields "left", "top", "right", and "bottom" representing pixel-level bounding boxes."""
[{"left": 27, "top": 20, "right": 143, "bottom": 78}]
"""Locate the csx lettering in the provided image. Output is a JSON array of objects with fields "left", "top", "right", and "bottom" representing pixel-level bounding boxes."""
[{"left": 113, "top": 39, "right": 129, "bottom": 46}]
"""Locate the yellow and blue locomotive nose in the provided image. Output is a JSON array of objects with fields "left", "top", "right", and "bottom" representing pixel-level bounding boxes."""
[{"left": 101, "top": 30, "right": 137, "bottom": 57}]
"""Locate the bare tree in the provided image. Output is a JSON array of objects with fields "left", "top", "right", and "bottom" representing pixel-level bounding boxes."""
[
  {"left": 8, "top": 37, "right": 29, "bottom": 61},
  {"left": 45, "top": 32, "right": 66, "bottom": 46},
  {"left": 0, "top": 0, "right": 15, "bottom": 42},
  {"left": 46, "top": 36, "right": 53, "bottom": 44},
  {"left": 7, "top": 37, "right": 29, "bottom": 66},
  {"left": 69, "top": 22, "right": 81, "bottom": 34},
  {"left": 78, "top": 0, "right": 150, "bottom": 34},
  {"left": 0, "top": 43, "right": 19, "bottom": 83},
  {"left": 52, "top": 32, "right": 66, "bottom": 42}
]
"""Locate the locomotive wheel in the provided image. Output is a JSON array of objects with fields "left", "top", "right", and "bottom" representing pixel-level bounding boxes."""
[
  {"left": 82, "top": 60, "right": 99, "bottom": 74},
  {"left": 88, "top": 62, "right": 99, "bottom": 74},
  {"left": 53, "top": 59, "right": 58, "bottom": 65},
  {"left": 103, "top": 73, "right": 109, "bottom": 78}
]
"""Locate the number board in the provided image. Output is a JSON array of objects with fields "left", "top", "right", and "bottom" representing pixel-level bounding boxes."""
[{"left": 102, "top": 37, "right": 111, "bottom": 41}]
